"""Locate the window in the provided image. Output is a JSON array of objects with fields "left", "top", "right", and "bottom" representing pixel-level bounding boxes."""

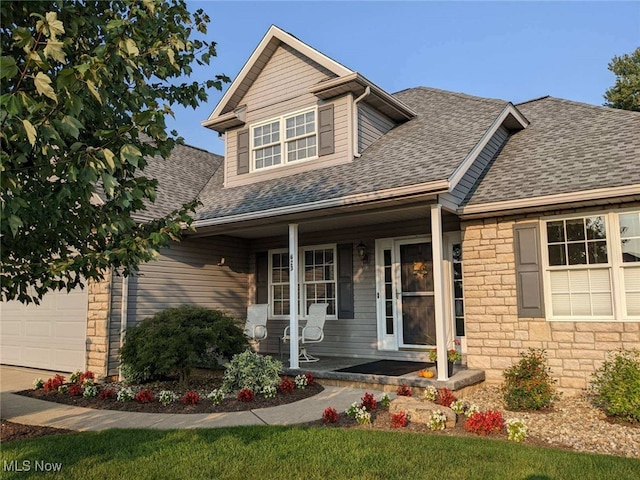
[
  {"left": 543, "top": 210, "right": 640, "bottom": 320},
  {"left": 452, "top": 243, "right": 465, "bottom": 336},
  {"left": 252, "top": 109, "right": 317, "bottom": 171},
  {"left": 268, "top": 245, "right": 337, "bottom": 318}
]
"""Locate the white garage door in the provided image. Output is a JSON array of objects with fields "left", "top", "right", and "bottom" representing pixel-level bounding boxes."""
[{"left": 0, "top": 287, "right": 88, "bottom": 372}]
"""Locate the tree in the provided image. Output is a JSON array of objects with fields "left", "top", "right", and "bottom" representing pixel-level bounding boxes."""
[
  {"left": 1, "top": 1, "right": 228, "bottom": 303},
  {"left": 603, "top": 47, "right": 640, "bottom": 111}
]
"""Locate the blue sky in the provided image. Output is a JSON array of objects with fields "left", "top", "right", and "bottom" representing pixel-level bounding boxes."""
[{"left": 167, "top": 1, "right": 639, "bottom": 154}]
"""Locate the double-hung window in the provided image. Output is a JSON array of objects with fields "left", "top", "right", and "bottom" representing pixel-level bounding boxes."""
[
  {"left": 251, "top": 109, "right": 317, "bottom": 171},
  {"left": 268, "top": 245, "right": 336, "bottom": 318},
  {"left": 542, "top": 210, "right": 640, "bottom": 320}
]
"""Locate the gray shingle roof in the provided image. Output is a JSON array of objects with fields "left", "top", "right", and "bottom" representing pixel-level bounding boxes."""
[
  {"left": 134, "top": 143, "right": 222, "bottom": 223},
  {"left": 463, "top": 97, "right": 640, "bottom": 206},
  {"left": 195, "top": 87, "right": 507, "bottom": 221}
]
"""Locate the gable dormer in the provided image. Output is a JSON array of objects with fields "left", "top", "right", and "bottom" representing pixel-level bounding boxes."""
[{"left": 202, "top": 26, "right": 415, "bottom": 188}]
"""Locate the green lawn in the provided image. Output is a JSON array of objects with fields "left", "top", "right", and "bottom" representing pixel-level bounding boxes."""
[{"left": 2, "top": 426, "right": 638, "bottom": 480}]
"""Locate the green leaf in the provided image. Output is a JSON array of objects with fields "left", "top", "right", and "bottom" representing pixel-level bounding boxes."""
[
  {"left": 2, "top": 93, "right": 22, "bottom": 116},
  {"left": 0, "top": 57, "right": 18, "bottom": 79},
  {"left": 102, "top": 148, "right": 116, "bottom": 171},
  {"left": 8, "top": 215, "right": 23, "bottom": 236},
  {"left": 22, "top": 119, "right": 37, "bottom": 146},
  {"left": 45, "top": 12, "right": 65, "bottom": 38},
  {"left": 86, "top": 80, "right": 101, "bottom": 104},
  {"left": 44, "top": 40, "right": 66, "bottom": 63},
  {"left": 101, "top": 172, "right": 117, "bottom": 196},
  {"left": 124, "top": 38, "right": 139, "bottom": 57},
  {"left": 34, "top": 72, "right": 57, "bottom": 102},
  {"left": 120, "top": 144, "right": 142, "bottom": 167},
  {"left": 60, "top": 115, "right": 83, "bottom": 139}
]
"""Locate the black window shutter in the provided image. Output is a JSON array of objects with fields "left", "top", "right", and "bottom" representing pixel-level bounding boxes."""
[
  {"left": 513, "top": 223, "right": 545, "bottom": 317},
  {"left": 237, "top": 129, "right": 250, "bottom": 174},
  {"left": 255, "top": 252, "right": 269, "bottom": 304},
  {"left": 318, "top": 104, "right": 334, "bottom": 156},
  {"left": 337, "top": 243, "right": 354, "bottom": 319}
]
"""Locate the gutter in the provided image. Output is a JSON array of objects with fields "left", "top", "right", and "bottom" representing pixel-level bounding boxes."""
[
  {"left": 193, "top": 179, "right": 450, "bottom": 229},
  {"left": 352, "top": 86, "right": 371, "bottom": 158},
  {"left": 118, "top": 275, "right": 129, "bottom": 381}
]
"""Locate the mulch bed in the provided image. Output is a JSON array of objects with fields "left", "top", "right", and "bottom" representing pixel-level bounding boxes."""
[
  {"left": 1, "top": 420, "right": 73, "bottom": 443},
  {"left": 15, "top": 372, "right": 323, "bottom": 414}
]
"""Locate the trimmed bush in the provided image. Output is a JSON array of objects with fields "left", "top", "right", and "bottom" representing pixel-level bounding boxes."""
[
  {"left": 120, "top": 305, "right": 248, "bottom": 385},
  {"left": 501, "top": 348, "right": 558, "bottom": 411},
  {"left": 590, "top": 349, "right": 640, "bottom": 423},
  {"left": 222, "top": 350, "right": 283, "bottom": 393}
]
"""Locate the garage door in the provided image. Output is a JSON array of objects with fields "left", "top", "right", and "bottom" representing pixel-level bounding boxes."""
[{"left": 0, "top": 287, "right": 88, "bottom": 372}]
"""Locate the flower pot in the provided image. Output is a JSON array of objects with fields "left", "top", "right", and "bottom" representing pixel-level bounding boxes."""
[{"left": 448, "top": 361, "right": 454, "bottom": 377}]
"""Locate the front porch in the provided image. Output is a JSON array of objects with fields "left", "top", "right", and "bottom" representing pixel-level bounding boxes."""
[{"left": 279, "top": 355, "right": 486, "bottom": 394}]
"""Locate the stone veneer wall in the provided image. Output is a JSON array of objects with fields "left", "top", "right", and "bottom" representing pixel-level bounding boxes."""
[
  {"left": 85, "top": 271, "right": 111, "bottom": 377},
  {"left": 462, "top": 216, "right": 640, "bottom": 395}
]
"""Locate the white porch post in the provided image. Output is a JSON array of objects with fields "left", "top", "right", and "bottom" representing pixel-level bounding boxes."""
[
  {"left": 431, "top": 203, "right": 449, "bottom": 380},
  {"left": 288, "top": 223, "right": 300, "bottom": 369}
]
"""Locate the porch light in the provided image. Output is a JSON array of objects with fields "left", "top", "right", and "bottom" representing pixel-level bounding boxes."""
[{"left": 356, "top": 241, "right": 369, "bottom": 264}]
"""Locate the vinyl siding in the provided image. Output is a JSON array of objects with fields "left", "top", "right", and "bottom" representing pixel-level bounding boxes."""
[
  {"left": 251, "top": 216, "right": 460, "bottom": 361},
  {"left": 225, "top": 44, "right": 352, "bottom": 188},
  {"left": 107, "top": 236, "right": 250, "bottom": 375},
  {"left": 358, "top": 102, "right": 395, "bottom": 152},
  {"left": 107, "top": 272, "right": 123, "bottom": 375},
  {"left": 448, "top": 125, "right": 510, "bottom": 205}
]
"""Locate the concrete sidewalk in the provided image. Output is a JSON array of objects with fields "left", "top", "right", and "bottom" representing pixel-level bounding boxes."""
[{"left": 0, "top": 365, "right": 371, "bottom": 431}]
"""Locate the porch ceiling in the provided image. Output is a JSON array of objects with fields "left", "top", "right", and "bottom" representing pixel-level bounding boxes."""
[{"left": 189, "top": 197, "right": 456, "bottom": 239}]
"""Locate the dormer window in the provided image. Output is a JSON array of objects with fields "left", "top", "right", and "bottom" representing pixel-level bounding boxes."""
[{"left": 251, "top": 108, "right": 317, "bottom": 171}]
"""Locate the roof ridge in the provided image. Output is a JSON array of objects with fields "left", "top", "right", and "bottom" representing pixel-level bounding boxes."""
[
  {"left": 176, "top": 140, "right": 223, "bottom": 159},
  {"left": 394, "top": 86, "right": 507, "bottom": 105},
  {"left": 515, "top": 95, "right": 550, "bottom": 106},
  {"left": 520, "top": 95, "right": 640, "bottom": 115}
]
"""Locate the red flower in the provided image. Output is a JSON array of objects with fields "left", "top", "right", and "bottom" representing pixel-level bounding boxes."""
[
  {"left": 182, "top": 391, "right": 200, "bottom": 405},
  {"left": 99, "top": 388, "right": 116, "bottom": 399},
  {"left": 391, "top": 411, "right": 408, "bottom": 428},
  {"left": 134, "top": 389, "right": 155, "bottom": 404},
  {"left": 322, "top": 407, "right": 339, "bottom": 423},
  {"left": 237, "top": 388, "right": 254, "bottom": 402},
  {"left": 361, "top": 392, "right": 377, "bottom": 411},
  {"left": 279, "top": 377, "right": 295, "bottom": 394},
  {"left": 43, "top": 374, "right": 66, "bottom": 392},
  {"left": 68, "top": 384, "right": 83, "bottom": 397},
  {"left": 396, "top": 384, "right": 412, "bottom": 397},
  {"left": 304, "top": 372, "right": 315, "bottom": 386},
  {"left": 465, "top": 410, "right": 504, "bottom": 435},
  {"left": 435, "top": 387, "right": 456, "bottom": 408}
]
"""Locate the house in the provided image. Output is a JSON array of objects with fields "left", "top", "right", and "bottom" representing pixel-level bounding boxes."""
[{"left": 2, "top": 26, "right": 638, "bottom": 394}]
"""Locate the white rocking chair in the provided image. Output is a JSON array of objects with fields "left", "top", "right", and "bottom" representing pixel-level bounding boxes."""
[
  {"left": 244, "top": 304, "right": 269, "bottom": 342},
  {"left": 283, "top": 303, "right": 328, "bottom": 363}
]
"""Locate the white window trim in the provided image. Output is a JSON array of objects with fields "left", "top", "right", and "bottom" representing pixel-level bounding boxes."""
[
  {"left": 267, "top": 244, "right": 338, "bottom": 320},
  {"left": 250, "top": 107, "right": 318, "bottom": 173},
  {"left": 541, "top": 208, "right": 640, "bottom": 322}
]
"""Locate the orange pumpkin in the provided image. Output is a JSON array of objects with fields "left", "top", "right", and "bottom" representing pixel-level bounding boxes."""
[{"left": 423, "top": 370, "right": 435, "bottom": 378}]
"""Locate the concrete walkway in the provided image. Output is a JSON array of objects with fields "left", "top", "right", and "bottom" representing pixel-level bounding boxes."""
[{"left": 0, "top": 365, "right": 371, "bottom": 431}]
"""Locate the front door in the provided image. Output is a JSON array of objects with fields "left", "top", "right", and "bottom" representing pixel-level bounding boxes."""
[{"left": 376, "top": 237, "right": 436, "bottom": 350}]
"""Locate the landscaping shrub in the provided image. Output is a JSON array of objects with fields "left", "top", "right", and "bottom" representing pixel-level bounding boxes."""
[
  {"left": 68, "top": 384, "right": 83, "bottom": 397},
  {"left": 436, "top": 387, "right": 456, "bottom": 408},
  {"left": 501, "top": 348, "right": 558, "bottom": 411},
  {"left": 304, "top": 372, "right": 315, "bottom": 386},
  {"left": 590, "top": 349, "right": 640, "bottom": 423},
  {"left": 237, "top": 388, "right": 254, "bottom": 402},
  {"left": 465, "top": 410, "right": 504, "bottom": 435},
  {"left": 278, "top": 377, "right": 295, "bottom": 394},
  {"left": 222, "top": 350, "right": 283, "bottom": 393},
  {"left": 43, "top": 374, "right": 65, "bottom": 392},
  {"left": 391, "top": 411, "right": 408, "bottom": 428},
  {"left": 361, "top": 392, "right": 377, "bottom": 411},
  {"left": 120, "top": 305, "right": 248, "bottom": 385},
  {"left": 99, "top": 389, "right": 116, "bottom": 400},
  {"left": 322, "top": 407, "right": 338, "bottom": 423},
  {"left": 396, "top": 384, "right": 412, "bottom": 397},
  {"left": 134, "top": 389, "right": 155, "bottom": 404},
  {"left": 182, "top": 391, "right": 200, "bottom": 405}
]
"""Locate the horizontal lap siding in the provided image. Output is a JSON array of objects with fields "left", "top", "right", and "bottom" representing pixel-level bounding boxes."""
[
  {"left": 108, "top": 237, "right": 250, "bottom": 375},
  {"left": 358, "top": 103, "right": 395, "bottom": 152},
  {"left": 252, "top": 218, "right": 460, "bottom": 361},
  {"left": 225, "top": 44, "right": 352, "bottom": 188}
]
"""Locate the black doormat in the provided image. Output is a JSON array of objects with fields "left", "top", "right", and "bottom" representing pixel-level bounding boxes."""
[{"left": 335, "top": 360, "right": 433, "bottom": 376}]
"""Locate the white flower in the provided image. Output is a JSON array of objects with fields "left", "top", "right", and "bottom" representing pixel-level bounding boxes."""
[
  {"left": 33, "top": 378, "right": 44, "bottom": 390},
  {"left": 465, "top": 403, "right": 480, "bottom": 417},
  {"left": 261, "top": 385, "right": 277, "bottom": 399},
  {"left": 428, "top": 410, "right": 447, "bottom": 431},
  {"left": 506, "top": 418, "right": 528, "bottom": 442},
  {"left": 294, "top": 374, "right": 308, "bottom": 389},
  {"left": 206, "top": 389, "right": 225, "bottom": 405},
  {"left": 117, "top": 387, "right": 134, "bottom": 402},
  {"left": 355, "top": 407, "right": 371, "bottom": 425},
  {"left": 423, "top": 386, "right": 438, "bottom": 402},
  {"left": 83, "top": 385, "right": 98, "bottom": 398},
  {"left": 450, "top": 399, "right": 466, "bottom": 415},
  {"left": 159, "top": 390, "right": 178, "bottom": 406},
  {"left": 70, "top": 370, "right": 82, "bottom": 384}
]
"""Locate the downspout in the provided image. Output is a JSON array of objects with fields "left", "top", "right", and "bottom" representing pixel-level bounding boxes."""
[
  {"left": 352, "top": 86, "right": 371, "bottom": 158},
  {"left": 118, "top": 275, "right": 129, "bottom": 381}
]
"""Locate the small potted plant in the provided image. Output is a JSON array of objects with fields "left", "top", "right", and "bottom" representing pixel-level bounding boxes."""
[{"left": 429, "top": 345, "right": 462, "bottom": 376}]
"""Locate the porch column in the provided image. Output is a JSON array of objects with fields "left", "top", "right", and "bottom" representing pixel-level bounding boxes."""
[
  {"left": 288, "top": 223, "right": 300, "bottom": 369},
  {"left": 431, "top": 203, "right": 449, "bottom": 380}
]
